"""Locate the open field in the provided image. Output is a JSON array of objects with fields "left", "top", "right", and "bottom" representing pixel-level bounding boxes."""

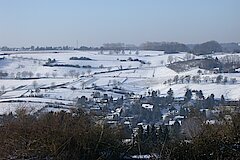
[{"left": 0, "top": 50, "right": 240, "bottom": 114}]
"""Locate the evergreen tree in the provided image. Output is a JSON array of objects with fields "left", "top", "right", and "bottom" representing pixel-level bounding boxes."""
[
  {"left": 220, "top": 95, "right": 225, "bottom": 105},
  {"left": 196, "top": 90, "right": 204, "bottom": 100},
  {"left": 195, "top": 90, "right": 204, "bottom": 109},
  {"left": 206, "top": 94, "right": 215, "bottom": 109},
  {"left": 151, "top": 90, "right": 157, "bottom": 97},
  {"left": 172, "top": 120, "right": 181, "bottom": 139},
  {"left": 197, "top": 70, "right": 202, "bottom": 75},
  {"left": 184, "top": 89, "right": 192, "bottom": 102},
  {"left": 173, "top": 75, "right": 179, "bottom": 84},
  {"left": 157, "top": 125, "right": 163, "bottom": 143},
  {"left": 223, "top": 76, "right": 228, "bottom": 84},
  {"left": 166, "top": 88, "right": 174, "bottom": 104},
  {"left": 180, "top": 107, "right": 186, "bottom": 116},
  {"left": 146, "top": 125, "right": 150, "bottom": 139},
  {"left": 162, "top": 125, "right": 170, "bottom": 142},
  {"left": 150, "top": 124, "right": 157, "bottom": 142},
  {"left": 216, "top": 75, "right": 223, "bottom": 83},
  {"left": 167, "top": 88, "right": 173, "bottom": 97},
  {"left": 137, "top": 125, "right": 144, "bottom": 142}
]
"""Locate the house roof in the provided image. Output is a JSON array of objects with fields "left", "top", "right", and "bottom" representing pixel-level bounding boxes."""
[{"left": 142, "top": 103, "right": 153, "bottom": 110}]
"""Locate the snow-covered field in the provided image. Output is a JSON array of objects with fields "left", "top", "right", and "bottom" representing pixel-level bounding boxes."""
[{"left": 0, "top": 50, "right": 239, "bottom": 114}]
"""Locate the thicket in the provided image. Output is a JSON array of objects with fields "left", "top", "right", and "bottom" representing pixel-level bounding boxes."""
[
  {"left": 0, "top": 110, "right": 125, "bottom": 159},
  {"left": 0, "top": 109, "right": 239, "bottom": 159}
]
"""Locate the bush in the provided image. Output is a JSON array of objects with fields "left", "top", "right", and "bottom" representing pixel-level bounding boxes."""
[
  {"left": 0, "top": 110, "right": 125, "bottom": 159},
  {"left": 0, "top": 109, "right": 239, "bottom": 159}
]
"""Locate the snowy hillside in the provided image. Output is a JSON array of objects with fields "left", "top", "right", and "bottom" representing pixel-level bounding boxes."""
[{"left": 0, "top": 50, "right": 239, "bottom": 114}]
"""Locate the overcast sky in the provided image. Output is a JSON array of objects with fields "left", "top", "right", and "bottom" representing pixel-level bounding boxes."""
[{"left": 0, "top": 0, "right": 239, "bottom": 47}]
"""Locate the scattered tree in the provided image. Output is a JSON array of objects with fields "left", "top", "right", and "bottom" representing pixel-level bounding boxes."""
[
  {"left": 52, "top": 72, "right": 57, "bottom": 78},
  {"left": 167, "top": 55, "right": 174, "bottom": 64},
  {"left": 184, "top": 89, "right": 192, "bottom": 102},
  {"left": 32, "top": 81, "right": 38, "bottom": 89}
]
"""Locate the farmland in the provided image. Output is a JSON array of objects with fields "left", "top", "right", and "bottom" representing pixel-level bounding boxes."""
[{"left": 0, "top": 50, "right": 240, "bottom": 114}]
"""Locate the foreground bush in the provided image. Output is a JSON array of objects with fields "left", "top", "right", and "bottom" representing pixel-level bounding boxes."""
[
  {"left": 0, "top": 110, "right": 125, "bottom": 159},
  {"left": 0, "top": 110, "right": 239, "bottom": 160}
]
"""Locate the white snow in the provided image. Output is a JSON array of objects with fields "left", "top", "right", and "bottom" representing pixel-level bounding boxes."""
[{"left": 0, "top": 50, "right": 239, "bottom": 115}]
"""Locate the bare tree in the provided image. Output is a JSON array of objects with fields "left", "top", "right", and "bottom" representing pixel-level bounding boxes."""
[
  {"left": 16, "top": 72, "right": 21, "bottom": 79},
  {"left": 167, "top": 55, "right": 174, "bottom": 64},
  {"left": 32, "top": 81, "right": 38, "bottom": 89},
  {"left": 21, "top": 71, "right": 28, "bottom": 78},
  {"left": 45, "top": 72, "right": 49, "bottom": 78},
  {"left": 112, "top": 79, "right": 117, "bottom": 86},
  {"left": 28, "top": 71, "right": 34, "bottom": 78},
  {"left": 87, "top": 69, "right": 91, "bottom": 76},
  {"left": 230, "top": 78, "right": 237, "bottom": 84},
  {"left": 160, "top": 60, "right": 164, "bottom": 65},
  {"left": 10, "top": 73, "right": 15, "bottom": 79},
  {"left": 119, "top": 65, "right": 123, "bottom": 70},
  {"left": 1, "top": 85, "right": 5, "bottom": 93},
  {"left": 107, "top": 67, "right": 112, "bottom": 72},
  {"left": 81, "top": 71, "right": 85, "bottom": 77},
  {"left": 52, "top": 72, "right": 57, "bottom": 78},
  {"left": 108, "top": 80, "right": 111, "bottom": 86},
  {"left": 50, "top": 82, "right": 55, "bottom": 90},
  {"left": 109, "top": 50, "right": 113, "bottom": 55},
  {"left": 99, "top": 64, "right": 104, "bottom": 69},
  {"left": 75, "top": 72, "right": 80, "bottom": 78},
  {"left": 36, "top": 73, "right": 41, "bottom": 78},
  {"left": 135, "top": 50, "right": 139, "bottom": 56},
  {"left": 81, "top": 82, "right": 85, "bottom": 89},
  {"left": 63, "top": 73, "right": 68, "bottom": 78},
  {"left": 184, "top": 53, "right": 192, "bottom": 61},
  {"left": 69, "top": 70, "right": 76, "bottom": 78},
  {"left": 174, "top": 56, "right": 178, "bottom": 62},
  {"left": 99, "top": 50, "right": 104, "bottom": 54}
]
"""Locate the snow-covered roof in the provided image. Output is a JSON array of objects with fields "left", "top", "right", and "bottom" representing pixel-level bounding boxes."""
[
  {"left": 169, "top": 120, "right": 182, "bottom": 125},
  {"left": 169, "top": 120, "right": 175, "bottom": 125},
  {"left": 116, "top": 108, "right": 122, "bottom": 113},
  {"left": 131, "top": 155, "right": 151, "bottom": 159},
  {"left": 162, "top": 112, "right": 170, "bottom": 121},
  {"left": 141, "top": 103, "right": 153, "bottom": 111},
  {"left": 235, "top": 68, "right": 240, "bottom": 72},
  {"left": 173, "top": 115, "right": 184, "bottom": 120},
  {"left": 206, "top": 120, "right": 217, "bottom": 124},
  {"left": 124, "top": 121, "right": 131, "bottom": 125}
]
